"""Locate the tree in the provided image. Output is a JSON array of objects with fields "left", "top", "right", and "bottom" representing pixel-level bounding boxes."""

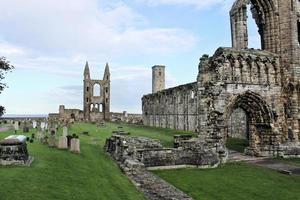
[{"left": 0, "top": 57, "right": 14, "bottom": 117}]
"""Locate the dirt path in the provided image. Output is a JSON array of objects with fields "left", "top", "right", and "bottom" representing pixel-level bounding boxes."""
[{"left": 228, "top": 150, "right": 300, "bottom": 175}]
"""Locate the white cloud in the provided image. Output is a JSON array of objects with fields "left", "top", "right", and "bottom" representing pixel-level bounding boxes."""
[
  {"left": 0, "top": 42, "right": 26, "bottom": 56},
  {"left": 0, "top": 0, "right": 196, "bottom": 57},
  {"left": 137, "top": 0, "right": 235, "bottom": 10}
]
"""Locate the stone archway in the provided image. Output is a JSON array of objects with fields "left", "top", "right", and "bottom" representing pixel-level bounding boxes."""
[{"left": 224, "top": 91, "right": 274, "bottom": 156}]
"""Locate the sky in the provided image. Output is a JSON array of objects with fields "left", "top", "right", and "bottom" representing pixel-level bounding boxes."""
[{"left": 0, "top": 0, "right": 260, "bottom": 115}]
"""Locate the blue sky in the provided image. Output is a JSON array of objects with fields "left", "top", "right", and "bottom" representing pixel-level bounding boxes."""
[{"left": 0, "top": 0, "right": 260, "bottom": 115}]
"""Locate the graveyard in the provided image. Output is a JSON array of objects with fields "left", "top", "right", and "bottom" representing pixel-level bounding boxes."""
[
  {"left": 2, "top": 0, "right": 300, "bottom": 199},
  {"left": 0, "top": 122, "right": 299, "bottom": 200}
]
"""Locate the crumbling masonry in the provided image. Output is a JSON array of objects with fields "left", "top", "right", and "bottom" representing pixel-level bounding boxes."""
[{"left": 142, "top": 0, "right": 300, "bottom": 157}]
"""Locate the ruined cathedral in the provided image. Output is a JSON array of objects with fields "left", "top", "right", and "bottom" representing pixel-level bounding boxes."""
[
  {"left": 142, "top": 0, "right": 300, "bottom": 157},
  {"left": 50, "top": 62, "right": 111, "bottom": 122}
]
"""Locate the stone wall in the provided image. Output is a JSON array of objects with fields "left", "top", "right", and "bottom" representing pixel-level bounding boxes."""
[
  {"left": 110, "top": 112, "right": 143, "bottom": 124},
  {"left": 105, "top": 134, "right": 221, "bottom": 168},
  {"left": 142, "top": 82, "right": 198, "bottom": 132},
  {"left": 142, "top": 46, "right": 300, "bottom": 157}
]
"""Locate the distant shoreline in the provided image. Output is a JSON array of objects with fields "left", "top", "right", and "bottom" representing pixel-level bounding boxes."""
[{"left": 1, "top": 114, "right": 48, "bottom": 118}]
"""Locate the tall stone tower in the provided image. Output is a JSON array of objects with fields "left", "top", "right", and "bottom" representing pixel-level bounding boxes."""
[
  {"left": 152, "top": 65, "right": 165, "bottom": 93},
  {"left": 83, "top": 62, "right": 111, "bottom": 122},
  {"left": 83, "top": 61, "right": 91, "bottom": 121},
  {"left": 103, "top": 63, "right": 110, "bottom": 119}
]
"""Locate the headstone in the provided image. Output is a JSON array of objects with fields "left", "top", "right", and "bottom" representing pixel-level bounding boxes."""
[
  {"left": 36, "top": 130, "right": 44, "bottom": 142},
  {"left": 48, "top": 135, "right": 56, "bottom": 147},
  {"left": 32, "top": 121, "right": 37, "bottom": 129},
  {"left": 41, "top": 122, "right": 45, "bottom": 131},
  {"left": 70, "top": 138, "right": 80, "bottom": 153},
  {"left": 62, "top": 126, "right": 68, "bottom": 137},
  {"left": 58, "top": 136, "right": 68, "bottom": 149},
  {"left": 0, "top": 135, "right": 30, "bottom": 166},
  {"left": 14, "top": 121, "right": 19, "bottom": 133},
  {"left": 48, "top": 130, "right": 56, "bottom": 147}
]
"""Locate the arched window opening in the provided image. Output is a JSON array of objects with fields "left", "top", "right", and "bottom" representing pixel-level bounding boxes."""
[
  {"left": 99, "top": 104, "right": 103, "bottom": 112},
  {"left": 247, "top": 4, "right": 262, "bottom": 49},
  {"left": 93, "top": 84, "right": 101, "bottom": 96}
]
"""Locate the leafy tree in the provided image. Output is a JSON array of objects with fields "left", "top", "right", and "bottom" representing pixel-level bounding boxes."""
[{"left": 0, "top": 57, "right": 14, "bottom": 117}]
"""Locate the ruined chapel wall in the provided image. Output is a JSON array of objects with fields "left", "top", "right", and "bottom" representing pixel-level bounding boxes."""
[{"left": 142, "top": 82, "right": 198, "bottom": 132}]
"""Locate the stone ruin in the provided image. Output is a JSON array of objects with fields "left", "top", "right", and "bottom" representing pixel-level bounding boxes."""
[
  {"left": 142, "top": 0, "right": 300, "bottom": 158},
  {"left": 105, "top": 133, "right": 219, "bottom": 200},
  {"left": 105, "top": 133, "right": 222, "bottom": 170},
  {"left": 0, "top": 135, "right": 33, "bottom": 166}
]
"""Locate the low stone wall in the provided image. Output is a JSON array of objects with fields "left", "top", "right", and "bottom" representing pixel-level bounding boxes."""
[
  {"left": 105, "top": 134, "right": 198, "bottom": 200},
  {"left": 110, "top": 112, "right": 143, "bottom": 124},
  {"left": 105, "top": 134, "right": 221, "bottom": 168}
]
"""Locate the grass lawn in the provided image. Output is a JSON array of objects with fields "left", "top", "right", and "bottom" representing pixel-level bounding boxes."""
[
  {"left": 226, "top": 138, "right": 249, "bottom": 153},
  {"left": 0, "top": 122, "right": 195, "bottom": 200},
  {"left": 111, "top": 123, "right": 197, "bottom": 147},
  {"left": 154, "top": 162, "right": 300, "bottom": 200},
  {"left": 1, "top": 122, "right": 299, "bottom": 200}
]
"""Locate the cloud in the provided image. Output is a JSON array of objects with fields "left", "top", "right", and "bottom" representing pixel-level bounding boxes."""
[
  {"left": 137, "top": 0, "right": 235, "bottom": 10},
  {"left": 0, "top": 42, "right": 26, "bottom": 56},
  {"left": 0, "top": 0, "right": 196, "bottom": 57}
]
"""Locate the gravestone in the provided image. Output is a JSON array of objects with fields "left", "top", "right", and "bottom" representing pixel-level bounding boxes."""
[
  {"left": 58, "top": 136, "right": 68, "bottom": 149},
  {"left": 36, "top": 130, "right": 44, "bottom": 142},
  {"left": 32, "top": 121, "right": 37, "bottom": 129},
  {"left": 62, "top": 126, "right": 68, "bottom": 137},
  {"left": 0, "top": 135, "right": 31, "bottom": 166},
  {"left": 14, "top": 121, "right": 19, "bottom": 133},
  {"left": 48, "top": 130, "right": 56, "bottom": 147},
  {"left": 41, "top": 122, "right": 45, "bottom": 131},
  {"left": 70, "top": 138, "right": 80, "bottom": 153}
]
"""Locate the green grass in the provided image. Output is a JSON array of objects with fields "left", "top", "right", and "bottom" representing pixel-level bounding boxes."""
[
  {"left": 226, "top": 138, "right": 249, "bottom": 153},
  {"left": 154, "top": 162, "right": 300, "bottom": 200},
  {"left": 1, "top": 123, "right": 299, "bottom": 200},
  {"left": 0, "top": 122, "right": 194, "bottom": 200},
  {"left": 110, "top": 123, "right": 197, "bottom": 147}
]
